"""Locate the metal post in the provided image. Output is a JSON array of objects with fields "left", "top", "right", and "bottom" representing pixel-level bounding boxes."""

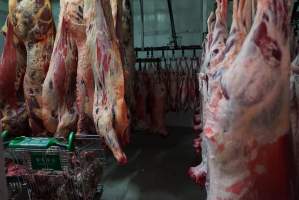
[
  {"left": 166, "top": 0, "right": 177, "bottom": 47},
  {"left": 139, "top": 0, "right": 145, "bottom": 49},
  {"left": 0, "top": 138, "right": 8, "bottom": 200}
]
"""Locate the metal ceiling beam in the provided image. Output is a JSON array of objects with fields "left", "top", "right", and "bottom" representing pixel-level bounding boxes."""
[
  {"left": 166, "top": 0, "right": 177, "bottom": 47},
  {"left": 135, "top": 45, "right": 202, "bottom": 52}
]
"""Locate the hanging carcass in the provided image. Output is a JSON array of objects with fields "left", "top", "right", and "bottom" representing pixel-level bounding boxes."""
[
  {"left": 0, "top": 0, "right": 55, "bottom": 136},
  {"left": 204, "top": 0, "right": 294, "bottom": 198}
]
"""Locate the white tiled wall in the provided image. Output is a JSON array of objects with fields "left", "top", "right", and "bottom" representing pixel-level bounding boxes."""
[
  {"left": 0, "top": 0, "right": 8, "bottom": 53},
  {"left": 132, "top": 0, "right": 206, "bottom": 47}
]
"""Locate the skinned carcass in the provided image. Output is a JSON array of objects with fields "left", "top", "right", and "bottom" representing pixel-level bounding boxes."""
[
  {"left": 42, "top": 0, "right": 94, "bottom": 137},
  {"left": 192, "top": 28, "right": 216, "bottom": 155},
  {"left": 120, "top": 0, "right": 136, "bottom": 112},
  {"left": 204, "top": 0, "right": 294, "bottom": 199},
  {"left": 179, "top": 58, "right": 189, "bottom": 111},
  {"left": 290, "top": 53, "right": 299, "bottom": 199},
  {"left": 187, "top": 57, "right": 199, "bottom": 111},
  {"left": 85, "top": 0, "right": 129, "bottom": 164},
  {"left": 43, "top": 0, "right": 128, "bottom": 164},
  {"left": 169, "top": 58, "right": 180, "bottom": 112},
  {"left": 109, "top": 0, "right": 134, "bottom": 145},
  {"left": 134, "top": 63, "right": 151, "bottom": 130},
  {"left": 191, "top": 14, "right": 216, "bottom": 184},
  {"left": 110, "top": 0, "right": 135, "bottom": 106},
  {"left": 148, "top": 63, "right": 168, "bottom": 136},
  {"left": 190, "top": 0, "right": 254, "bottom": 187},
  {"left": 189, "top": 0, "right": 228, "bottom": 186},
  {"left": 0, "top": 0, "right": 55, "bottom": 136},
  {"left": 0, "top": 20, "right": 28, "bottom": 136}
]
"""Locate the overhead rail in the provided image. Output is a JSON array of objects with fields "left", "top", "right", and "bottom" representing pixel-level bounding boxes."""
[{"left": 135, "top": 45, "right": 202, "bottom": 52}]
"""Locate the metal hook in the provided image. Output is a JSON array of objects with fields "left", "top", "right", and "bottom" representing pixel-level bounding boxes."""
[
  {"left": 172, "top": 49, "right": 175, "bottom": 58},
  {"left": 138, "top": 60, "right": 142, "bottom": 71},
  {"left": 135, "top": 50, "right": 138, "bottom": 58}
]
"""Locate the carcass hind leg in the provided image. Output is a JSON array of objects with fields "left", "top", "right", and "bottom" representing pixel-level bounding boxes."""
[
  {"left": 93, "top": 103, "right": 127, "bottom": 165},
  {"left": 76, "top": 44, "right": 95, "bottom": 135},
  {"left": 24, "top": 36, "right": 54, "bottom": 136},
  {"left": 0, "top": 21, "right": 28, "bottom": 134}
]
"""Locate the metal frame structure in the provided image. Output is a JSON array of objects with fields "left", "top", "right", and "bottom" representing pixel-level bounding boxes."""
[
  {"left": 135, "top": 45, "right": 202, "bottom": 65},
  {"left": 166, "top": 0, "right": 178, "bottom": 47},
  {"left": 135, "top": 0, "right": 202, "bottom": 63},
  {"left": 139, "top": 0, "right": 145, "bottom": 49},
  {"left": 138, "top": 0, "right": 179, "bottom": 49},
  {"left": 135, "top": 45, "right": 201, "bottom": 52}
]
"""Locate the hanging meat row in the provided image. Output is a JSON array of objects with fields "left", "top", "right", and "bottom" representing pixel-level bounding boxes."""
[
  {"left": 133, "top": 56, "right": 201, "bottom": 135},
  {"left": 0, "top": 0, "right": 135, "bottom": 165}
]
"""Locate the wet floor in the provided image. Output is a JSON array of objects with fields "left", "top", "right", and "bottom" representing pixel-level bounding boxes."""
[{"left": 101, "top": 127, "right": 206, "bottom": 200}]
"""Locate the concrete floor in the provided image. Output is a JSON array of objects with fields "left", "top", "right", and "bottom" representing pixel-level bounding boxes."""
[{"left": 101, "top": 127, "right": 206, "bottom": 200}]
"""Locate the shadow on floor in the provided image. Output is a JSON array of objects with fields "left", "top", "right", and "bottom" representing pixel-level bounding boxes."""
[{"left": 101, "top": 127, "right": 206, "bottom": 200}]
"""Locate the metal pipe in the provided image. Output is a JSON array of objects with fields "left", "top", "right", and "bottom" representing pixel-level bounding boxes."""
[
  {"left": 136, "top": 58, "right": 161, "bottom": 63},
  {"left": 135, "top": 45, "right": 202, "bottom": 52},
  {"left": 139, "top": 0, "right": 145, "bottom": 49},
  {"left": 166, "top": 0, "right": 178, "bottom": 47}
]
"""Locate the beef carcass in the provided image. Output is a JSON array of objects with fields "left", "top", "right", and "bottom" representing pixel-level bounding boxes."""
[
  {"left": 192, "top": 27, "right": 215, "bottom": 145},
  {"left": 290, "top": 54, "right": 299, "bottom": 198},
  {"left": 190, "top": 0, "right": 255, "bottom": 189},
  {"left": 85, "top": 0, "right": 129, "bottom": 164},
  {"left": 208, "top": 0, "right": 253, "bottom": 98},
  {"left": 0, "top": 20, "right": 29, "bottom": 136},
  {"left": 110, "top": 0, "right": 136, "bottom": 106},
  {"left": 148, "top": 63, "right": 168, "bottom": 136},
  {"left": 187, "top": 57, "right": 199, "bottom": 111},
  {"left": 109, "top": 0, "right": 134, "bottom": 145},
  {"left": 121, "top": 0, "right": 136, "bottom": 109},
  {"left": 189, "top": 0, "right": 228, "bottom": 185},
  {"left": 168, "top": 58, "right": 179, "bottom": 112},
  {"left": 42, "top": 0, "right": 95, "bottom": 137},
  {"left": 42, "top": 16, "right": 78, "bottom": 137},
  {"left": 191, "top": 57, "right": 201, "bottom": 142},
  {"left": 0, "top": 0, "right": 55, "bottom": 136},
  {"left": 204, "top": 0, "right": 294, "bottom": 198},
  {"left": 179, "top": 58, "right": 189, "bottom": 111},
  {"left": 134, "top": 63, "right": 151, "bottom": 130}
]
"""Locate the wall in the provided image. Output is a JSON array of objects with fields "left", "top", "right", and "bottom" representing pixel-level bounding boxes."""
[
  {"left": 0, "top": 1, "right": 8, "bottom": 53},
  {"left": 132, "top": 0, "right": 203, "bottom": 47},
  {"left": 132, "top": 0, "right": 216, "bottom": 127}
]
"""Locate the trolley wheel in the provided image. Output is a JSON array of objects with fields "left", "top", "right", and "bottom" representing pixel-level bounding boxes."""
[{"left": 93, "top": 184, "right": 104, "bottom": 200}]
